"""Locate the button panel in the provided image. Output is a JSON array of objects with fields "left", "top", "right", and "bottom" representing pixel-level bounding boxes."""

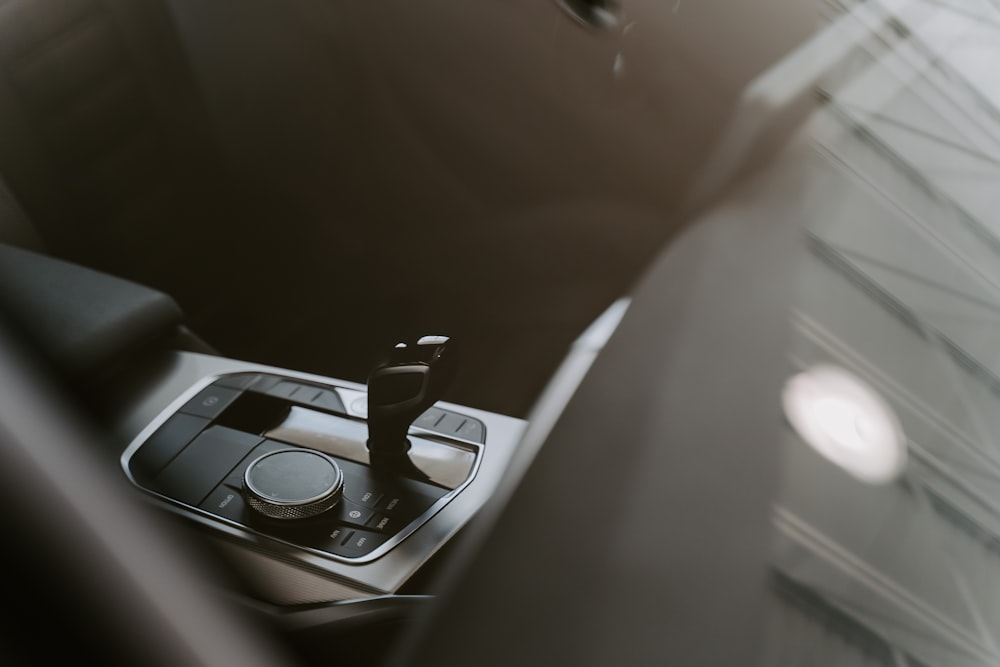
[
  {"left": 150, "top": 426, "right": 262, "bottom": 506},
  {"left": 179, "top": 386, "right": 242, "bottom": 419},
  {"left": 127, "top": 373, "right": 464, "bottom": 560},
  {"left": 337, "top": 500, "right": 376, "bottom": 527},
  {"left": 200, "top": 485, "right": 249, "bottom": 523},
  {"left": 413, "top": 407, "right": 486, "bottom": 443},
  {"left": 261, "top": 380, "right": 346, "bottom": 414},
  {"left": 322, "top": 527, "right": 390, "bottom": 559},
  {"left": 213, "top": 373, "right": 264, "bottom": 391}
]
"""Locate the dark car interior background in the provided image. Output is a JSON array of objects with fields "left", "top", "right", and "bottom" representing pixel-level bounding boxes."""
[{"left": 5, "top": 1, "right": 974, "bottom": 666}]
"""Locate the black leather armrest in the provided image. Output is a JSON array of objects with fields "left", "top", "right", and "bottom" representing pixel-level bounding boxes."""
[{"left": 0, "top": 244, "right": 184, "bottom": 379}]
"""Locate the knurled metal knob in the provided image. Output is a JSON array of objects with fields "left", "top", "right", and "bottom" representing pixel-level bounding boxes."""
[{"left": 243, "top": 449, "right": 343, "bottom": 520}]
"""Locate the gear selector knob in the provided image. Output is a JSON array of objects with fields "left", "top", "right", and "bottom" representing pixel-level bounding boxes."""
[{"left": 367, "top": 335, "right": 457, "bottom": 464}]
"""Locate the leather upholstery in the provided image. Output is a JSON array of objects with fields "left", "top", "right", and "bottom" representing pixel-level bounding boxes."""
[
  {"left": 0, "top": 0, "right": 225, "bottom": 387},
  {"left": 0, "top": 242, "right": 183, "bottom": 379}
]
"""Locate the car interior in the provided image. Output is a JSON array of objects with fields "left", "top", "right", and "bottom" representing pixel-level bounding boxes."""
[{"left": 3, "top": 0, "right": 999, "bottom": 665}]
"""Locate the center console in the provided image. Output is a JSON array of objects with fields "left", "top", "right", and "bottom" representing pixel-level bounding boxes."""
[{"left": 119, "top": 337, "right": 527, "bottom": 603}]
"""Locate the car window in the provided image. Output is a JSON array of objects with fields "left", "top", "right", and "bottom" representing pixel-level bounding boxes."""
[{"left": 763, "top": 1, "right": 1000, "bottom": 665}]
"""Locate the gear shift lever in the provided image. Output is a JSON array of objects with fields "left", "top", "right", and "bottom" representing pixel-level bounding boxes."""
[{"left": 367, "top": 335, "right": 458, "bottom": 467}]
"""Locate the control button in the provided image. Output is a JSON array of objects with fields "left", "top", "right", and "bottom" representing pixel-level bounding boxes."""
[
  {"left": 129, "top": 413, "right": 210, "bottom": 483},
  {"left": 455, "top": 418, "right": 485, "bottom": 443},
  {"left": 223, "top": 440, "right": 292, "bottom": 490},
  {"left": 436, "top": 413, "right": 467, "bottom": 436},
  {"left": 151, "top": 426, "right": 263, "bottom": 506},
  {"left": 265, "top": 381, "right": 308, "bottom": 401},
  {"left": 179, "top": 386, "right": 241, "bottom": 420},
  {"left": 245, "top": 374, "right": 281, "bottom": 394},
  {"left": 351, "top": 488, "right": 384, "bottom": 508},
  {"left": 303, "top": 388, "right": 345, "bottom": 413},
  {"left": 337, "top": 500, "right": 375, "bottom": 526},
  {"left": 339, "top": 464, "right": 384, "bottom": 508},
  {"left": 344, "top": 473, "right": 385, "bottom": 507},
  {"left": 214, "top": 373, "right": 263, "bottom": 390},
  {"left": 325, "top": 528, "right": 390, "bottom": 558},
  {"left": 376, "top": 491, "right": 432, "bottom": 522},
  {"left": 200, "top": 485, "right": 249, "bottom": 523},
  {"left": 413, "top": 408, "right": 446, "bottom": 430},
  {"left": 411, "top": 408, "right": 485, "bottom": 442},
  {"left": 340, "top": 465, "right": 436, "bottom": 522},
  {"left": 244, "top": 449, "right": 344, "bottom": 520},
  {"left": 265, "top": 381, "right": 345, "bottom": 413},
  {"left": 326, "top": 526, "right": 349, "bottom": 546},
  {"left": 367, "top": 513, "right": 399, "bottom": 533}
]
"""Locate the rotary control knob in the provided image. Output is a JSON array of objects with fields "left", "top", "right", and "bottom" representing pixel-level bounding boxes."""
[{"left": 243, "top": 449, "right": 344, "bottom": 520}]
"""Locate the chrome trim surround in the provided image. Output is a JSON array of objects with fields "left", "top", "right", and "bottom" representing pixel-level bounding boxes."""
[
  {"left": 117, "top": 353, "right": 525, "bottom": 598},
  {"left": 121, "top": 372, "right": 484, "bottom": 566}
]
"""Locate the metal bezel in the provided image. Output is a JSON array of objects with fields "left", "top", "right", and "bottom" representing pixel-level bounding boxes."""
[
  {"left": 243, "top": 449, "right": 344, "bottom": 519},
  {"left": 120, "top": 371, "right": 483, "bottom": 567}
]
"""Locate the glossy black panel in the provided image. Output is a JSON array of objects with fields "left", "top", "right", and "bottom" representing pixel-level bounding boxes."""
[
  {"left": 129, "top": 412, "right": 210, "bottom": 483},
  {"left": 151, "top": 426, "right": 262, "bottom": 506}
]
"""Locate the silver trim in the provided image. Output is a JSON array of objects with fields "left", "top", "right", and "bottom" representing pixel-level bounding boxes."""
[
  {"left": 121, "top": 371, "right": 484, "bottom": 566},
  {"left": 496, "top": 298, "right": 630, "bottom": 489},
  {"left": 116, "top": 352, "right": 526, "bottom": 599}
]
